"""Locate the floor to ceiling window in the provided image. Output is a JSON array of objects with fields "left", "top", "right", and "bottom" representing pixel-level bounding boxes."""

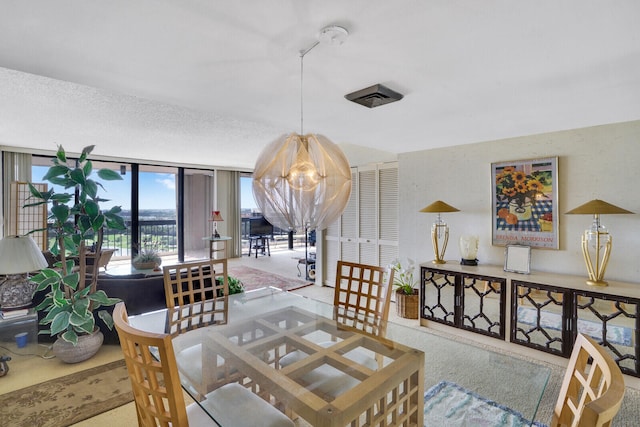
[{"left": 32, "top": 156, "right": 216, "bottom": 265}]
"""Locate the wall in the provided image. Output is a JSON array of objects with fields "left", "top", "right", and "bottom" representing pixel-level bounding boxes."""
[{"left": 398, "top": 120, "right": 640, "bottom": 284}]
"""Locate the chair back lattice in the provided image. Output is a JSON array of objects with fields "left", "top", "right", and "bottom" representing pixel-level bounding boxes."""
[
  {"left": 552, "top": 333, "right": 626, "bottom": 427},
  {"left": 113, "top": 302, "right": 190, "bottom": 427},
  {"left": 333, "top": 260, "right": 393, "bottom": 336},
  {"left": 163, "top": 259, "right": 229, "bottom": 337}
]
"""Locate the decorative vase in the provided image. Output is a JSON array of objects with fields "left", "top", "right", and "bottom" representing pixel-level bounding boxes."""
[
  {"left": 395, "top": 288, "right": 419, "bottom": 319},
  {"left": 133, "top": 260, "right": 160, "bottom": 270},
  {"left": 52, "top": 329, "right": 104, "bottom": 364},
  {"left": 509, "top": 200, "right": 532, "bottom": 221}
]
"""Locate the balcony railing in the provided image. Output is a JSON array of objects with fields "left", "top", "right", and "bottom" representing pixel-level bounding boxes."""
[{"left": 48, "top": 219, "right": 177, "bottom": 258}]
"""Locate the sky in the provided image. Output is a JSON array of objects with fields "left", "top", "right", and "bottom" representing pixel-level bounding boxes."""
[
  {"left": 32, "top": 166, "right": 177, "bottom": 210},
  {"left": 32, "top": 166, "right": 258, "bottom": 211}
]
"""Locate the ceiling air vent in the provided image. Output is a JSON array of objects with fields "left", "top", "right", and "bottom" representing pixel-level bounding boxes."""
[{"left": 345, "top": 84, "right": 403, "bottom": 108}]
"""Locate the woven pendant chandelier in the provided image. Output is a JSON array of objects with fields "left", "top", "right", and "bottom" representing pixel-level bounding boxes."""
[{"left": 253, "top": 26, "right": 351, "bottom": 232}]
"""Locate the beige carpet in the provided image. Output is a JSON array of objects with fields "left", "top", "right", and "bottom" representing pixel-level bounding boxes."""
[
  {"left": 228, "top": 265, "right": 312, "bottom": 292},
  {"left": 0, "top": 359, "right": 133, "bottom": 427}
]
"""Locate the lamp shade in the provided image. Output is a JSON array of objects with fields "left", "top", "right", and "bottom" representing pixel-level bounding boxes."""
[
  {"left": 0, "top": 235, "right": 48, "bottom": 274},
  {"left": 252, "top": 133, "right": 351, "bottom": 231},
  {"left": 419, "top": 200, "right": 460, "bottom": 213},
  {"left": 565, "top": 199, "right": 633, "bottom": 215},
  {"left": 211, "top": 211, "right": 224, "bottom": 222}
]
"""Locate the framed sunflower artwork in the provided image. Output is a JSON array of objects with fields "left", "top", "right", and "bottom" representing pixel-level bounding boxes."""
[{"left": 491, "top": 157, "right": 559, "bottom": 249}]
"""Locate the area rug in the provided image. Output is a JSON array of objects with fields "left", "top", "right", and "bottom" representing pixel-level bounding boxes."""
[
  {"left": 0, "top": 359, "right": 132, "bottom": 427},
  {"left": 228, "top": 265, "right": 312, "bottom": 292},
  {"left": 424, "top": 381, "right": 546, "bottom": 427},
  {"left": 517, "top": 306, "right": 632, "bottom": 346}
]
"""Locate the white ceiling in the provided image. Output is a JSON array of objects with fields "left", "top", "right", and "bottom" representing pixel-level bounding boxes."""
[{"left": 1, "top": 1, "right": 639, "bottom": 170}]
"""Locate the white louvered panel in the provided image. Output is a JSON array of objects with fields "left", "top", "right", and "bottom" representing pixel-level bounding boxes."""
[
  {"left": 340, "top": 240, "right": 358, "bottom": 263},
  {"left": 379, "top": 166, "right": 399, "bottom": 242},
  {"left": 324, "top": 239, "right": 340, "bottom": 287},
  {"left": 341, "top": 169, "right": 358, "bottom": 239},
  {"left": 358, "top": 169, "right": 377, "bottom": 240},
  {"left": 379, "top": 244, "right": 399, "bottom": 269},
  {"left": 359, "top": 242, "right": 378, "bottom": 266},
  {"left": 326, "top": 216, "right": 340, "bottom": 238}
]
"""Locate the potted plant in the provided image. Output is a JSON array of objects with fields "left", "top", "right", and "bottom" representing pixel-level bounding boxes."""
[
  {"left": 27, "top": 145, "right": 126, "bottom": 363},
  {"left": 389, "top": 258, "right": 419, "bottom": 319},
  {"left": 132, "top": 244, "right": 162, "bottom": 270}
]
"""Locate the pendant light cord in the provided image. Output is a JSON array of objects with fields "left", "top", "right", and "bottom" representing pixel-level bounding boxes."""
[{"left": 299, "top": 41, "right": 319, "bottom": 135}]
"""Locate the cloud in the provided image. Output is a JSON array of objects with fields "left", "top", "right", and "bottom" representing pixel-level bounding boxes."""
[{"left": 156, "top": 175, "right": 175, "bottom": 190}]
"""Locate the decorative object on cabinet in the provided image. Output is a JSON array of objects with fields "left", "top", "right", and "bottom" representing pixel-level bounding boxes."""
[
  {"left": 252, "top": 26, "right": 351, "bottom": 233},
  {"left": 459, "top": 235, "right": 479, "bottom": 265},
  {"left": 0, "top": 235, "right": 48, "bottom": 309},
  {"left": 491, "top": 157, "right": 558, "bottom": 249},
  {"left": 419, "top": 200, "right": 459, "bottom": 264},
  {"left": 504, "top": 244, "right": 531, "bottom": 274},
  {"left": 210, "top": 210, "right": 224, "bottom": 238},
  {"left": 565, "top": 199, "right": 633, "bottom": 287}
]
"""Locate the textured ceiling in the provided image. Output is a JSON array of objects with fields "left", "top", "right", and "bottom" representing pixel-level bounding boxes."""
[{"left": 1, "top": 1, "right": 639, "bottom": 169}]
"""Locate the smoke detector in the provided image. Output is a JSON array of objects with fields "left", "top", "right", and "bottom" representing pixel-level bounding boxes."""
[{"left": 345, "top": 84, "right": 404, "bottom": 108}]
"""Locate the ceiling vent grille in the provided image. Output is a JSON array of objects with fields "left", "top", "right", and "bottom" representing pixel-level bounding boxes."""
[{"left": 345, "top": 84, "right": 403, "bottom": 108}]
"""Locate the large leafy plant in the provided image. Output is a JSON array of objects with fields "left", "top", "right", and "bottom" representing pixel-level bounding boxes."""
[{"left": 27, "top": 145, "right": 126, "bottom": 345}]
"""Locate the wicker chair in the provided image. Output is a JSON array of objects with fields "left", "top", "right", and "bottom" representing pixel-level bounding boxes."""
[
  {"left": 113, "top": 302, "right": 293, "bottom": 427},
  {"left": 551, "top": 333, "right": 625, "bottom": 427}
]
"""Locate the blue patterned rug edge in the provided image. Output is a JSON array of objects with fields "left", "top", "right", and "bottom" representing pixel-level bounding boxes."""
[{"left": 424, "top": 380, "right": 548, "bottom": 427}]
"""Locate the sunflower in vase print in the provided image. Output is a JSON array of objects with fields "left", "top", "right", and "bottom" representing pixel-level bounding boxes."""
[{"left": 496, "top": 166, "right": 549, "bottom": 225}]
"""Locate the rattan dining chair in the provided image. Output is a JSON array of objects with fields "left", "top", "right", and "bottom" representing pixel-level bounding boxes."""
[
  {"left": 163, "top": 259, "right": 229, "bottom": 337},
  {"left": 113, "top": 302, "right": 294, "bottom": 427},
  {"left": 551, "top": 333, "right": 625, "bottom": 427},
  {"left": 280, "top": 260, "right": 393, "bottom": 399}
]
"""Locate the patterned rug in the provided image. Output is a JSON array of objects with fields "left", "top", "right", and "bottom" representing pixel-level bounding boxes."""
[
  {"left": 517, "top": 306, "right": 632, "bottom": 346},
  {"left": 424, "top": 381, "right": 546, "bottom": 427},
  {"left": 0, "top": 359, "right": 132, "bottom": 427},
  {"left": 228, "top": 265, "right": 312, "bottom": 292}
]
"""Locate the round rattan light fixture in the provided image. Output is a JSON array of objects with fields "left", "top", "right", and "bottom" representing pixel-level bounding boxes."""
[{"left": 252, "top": 26, "right": 352, "bottom": 232}]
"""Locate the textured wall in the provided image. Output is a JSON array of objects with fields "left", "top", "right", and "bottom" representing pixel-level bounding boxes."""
[{"left": 399, "top": 120, "right": 640, "bottom": 284}]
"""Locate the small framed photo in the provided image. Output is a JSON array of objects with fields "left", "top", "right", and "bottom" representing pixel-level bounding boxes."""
[{"left": 504, "top": 244, "right": 531, "bottom": 274}]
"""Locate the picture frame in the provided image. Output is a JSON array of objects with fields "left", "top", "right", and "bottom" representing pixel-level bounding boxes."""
[
  {"left": 491, "top": 156, "right": 558, "bottom": 249},
  {"left": 504, "top": 244, "right": 531, "bottom": 274}
]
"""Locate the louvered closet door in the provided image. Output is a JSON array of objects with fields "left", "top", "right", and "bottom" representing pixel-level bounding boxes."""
[
  {"left": 358, "top": 166, "right": 378, "bottom": 266},
  {"left": 324, "top": 215, "right": 341, "bottom": 286},
  {"left": 340, "top": 169, "right": 358, "bottom": 263},
  {"left": 378, "top": 164, "right": 399, "bottom": 267}
]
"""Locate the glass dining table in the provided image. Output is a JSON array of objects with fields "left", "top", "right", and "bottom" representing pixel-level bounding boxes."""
[{"left": 131, "top": 287, "right": 550, "bottom": 426}]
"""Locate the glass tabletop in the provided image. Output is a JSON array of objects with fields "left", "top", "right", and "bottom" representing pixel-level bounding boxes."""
[{"left": 132, "top": 287, "right": 550, "bottom": 426}]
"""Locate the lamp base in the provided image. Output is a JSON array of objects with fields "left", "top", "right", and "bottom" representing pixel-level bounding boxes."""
[
  {"left": 0, "top": 274, "right": 36, "bottom": 309},
  {"left": 586, "top": 279, "right": 608, "bottom": 287},
  {"left": 460, "top": 259, "right": 478, "bottom": 266},
  {"left": 213, "top": 230, "right": 221, "bottom": 239},
  {"left": 432, "top": 259, "right": 446, "bottom": 265}
]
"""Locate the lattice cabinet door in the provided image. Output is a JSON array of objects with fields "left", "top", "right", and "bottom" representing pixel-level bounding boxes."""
[
  {"left": 511, "top": 280, "right": 571, "bottom": 357},
  {"left": 421, "top": 267, "right": 457, "bottom": 326},
  {"left": 8, "top": 182, "right": 48, "bottom": 250},
  {"left": 573, "top": 290, "right": 639, "bottom": 377},
  {"left": 460, "top": 274, "right": 506, "bottom": 339}
]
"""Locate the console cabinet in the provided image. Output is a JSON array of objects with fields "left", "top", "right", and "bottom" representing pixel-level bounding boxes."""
[{"left": 420, "top": 263, "right": 640, "bottom": 377}]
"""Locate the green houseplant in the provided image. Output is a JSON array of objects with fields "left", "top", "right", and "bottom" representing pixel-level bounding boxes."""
[
  {"left": 388, "top": 258, "right": 419, "bottom": 319},
  {"left": 132, "top": 244, "right": 162, "bottom": 270},
  {"left": 27, "top": 145, "right": 126, "bottom": 362}
]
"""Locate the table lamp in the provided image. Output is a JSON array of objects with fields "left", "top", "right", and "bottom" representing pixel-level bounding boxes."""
[
  {"left": 420, "top": 201, "right": 460, "bottom": 264},
  {"left": 565, "top": 199, "right": 633, "bottom": 286},
  {"left": 0, "top": 235, "right": 49, "bottom": 309},
  {"left": 210, "top": 211, "right": 224, "bottom": 238}
]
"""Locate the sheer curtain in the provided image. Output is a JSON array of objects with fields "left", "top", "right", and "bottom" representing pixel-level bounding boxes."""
[
  {"left": 2, "top": 151, "right": 32, "bottom": 238},
  {"left": 216, "top": 170, "right": 240, "bottom": 258}
]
